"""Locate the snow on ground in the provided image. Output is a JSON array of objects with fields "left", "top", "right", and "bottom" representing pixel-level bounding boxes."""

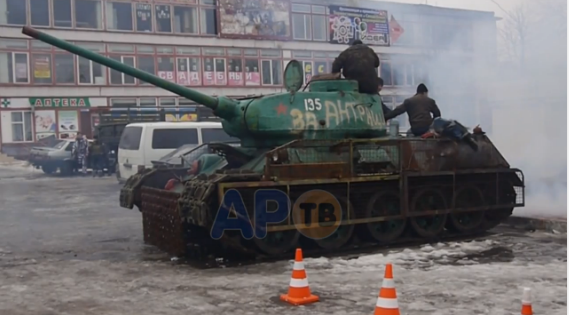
[
  {"left": 0, "top": 231, "right": 565, "bottom": 315},
  {"left": 0, "top": 169, "right": 566, "bottom": 315}
]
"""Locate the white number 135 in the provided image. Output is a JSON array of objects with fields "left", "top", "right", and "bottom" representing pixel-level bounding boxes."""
[{"left": 304, "top": 98, "right": 322, "bottom": 111}]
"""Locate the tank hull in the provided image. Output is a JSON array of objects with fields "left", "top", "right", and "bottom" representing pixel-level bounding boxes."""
[{"left": 120, "top": 135, "right": 525, "bottom": 260}]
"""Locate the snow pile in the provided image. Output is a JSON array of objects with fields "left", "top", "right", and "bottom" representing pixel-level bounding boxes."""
[{"left": 304, "top": 239, "right": 497, "bottom": 271}]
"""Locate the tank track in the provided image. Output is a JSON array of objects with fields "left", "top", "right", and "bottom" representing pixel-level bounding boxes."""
[
  {"left": 138, "top": 172, "right": 515, "bottom": 266},
  {"left": 191, "top": 228, "right": 499, "bottom": 268}
]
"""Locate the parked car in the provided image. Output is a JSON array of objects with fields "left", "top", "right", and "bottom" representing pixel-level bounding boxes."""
[
  {"left": 117, "top": 121, "right": 236, "bottom": 182},
  {"left": 28, "top": 139, "right": 94, "bottom": 176}
]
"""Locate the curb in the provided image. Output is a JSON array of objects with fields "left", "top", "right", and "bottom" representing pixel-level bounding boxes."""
[{"left": 506, "top": 216, "right": 567, "bottom": 233}]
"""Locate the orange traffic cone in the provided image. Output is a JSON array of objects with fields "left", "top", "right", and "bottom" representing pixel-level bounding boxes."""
[
  {"left": 280, "top": 248, "right": 319, "bottom": 306},
  {"left": 521, "top": 287, "right": 533, "bottom": 315},
  {"left": 374, "top": 263, "right": 400, "bottom": 315}
]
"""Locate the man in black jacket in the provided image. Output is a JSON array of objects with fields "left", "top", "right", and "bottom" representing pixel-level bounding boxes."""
[
  {"left": 332, "top": 39, "right": 380, "bottom": 94},
  {"left": 384, "top": 83, "right": 442, "bottom": 136}
]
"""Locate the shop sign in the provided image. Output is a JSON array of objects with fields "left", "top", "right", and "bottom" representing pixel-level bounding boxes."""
[
  {"left": 329, "top": 5, "right": 390, "bottom": 46},
  {"left": 29, "top": 98, "right": 91, "bottom": 108}
]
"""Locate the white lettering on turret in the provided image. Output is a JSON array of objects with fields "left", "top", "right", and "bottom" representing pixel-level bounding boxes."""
[{"left": 291, "top": 100, "right": 385, "bottom": 132}]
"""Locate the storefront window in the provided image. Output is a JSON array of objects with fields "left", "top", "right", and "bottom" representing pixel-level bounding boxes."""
[
  {"left": 11, "top": 112, "right": 33, "bottom": 142},
  {"left": 32, "top": 54, "right": 53, "bottom": 84}
]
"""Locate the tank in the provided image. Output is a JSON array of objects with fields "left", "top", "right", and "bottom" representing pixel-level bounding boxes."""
[{"left": 23, "top": 27, "right": 525, "bottom": 260}]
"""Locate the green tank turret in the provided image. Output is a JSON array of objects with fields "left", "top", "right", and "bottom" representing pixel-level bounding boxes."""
[
  {"left": 23, "top": 27, "right": 387, "bottom": 148},
  {"left": 24, "top": 27, "right": 525, "bottom": 262}
]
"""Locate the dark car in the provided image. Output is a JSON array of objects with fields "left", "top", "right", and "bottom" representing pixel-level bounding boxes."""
[{"left": 29, "top": 139, "right": 93, "bottom": 175}]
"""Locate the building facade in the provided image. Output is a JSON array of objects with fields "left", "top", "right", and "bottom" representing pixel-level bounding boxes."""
[{"left": 0, "top": 0, "right": 497, "bottom": 156}]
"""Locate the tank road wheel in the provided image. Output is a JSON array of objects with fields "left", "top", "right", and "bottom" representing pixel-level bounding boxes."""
[
  {"left": 410, "top": 188, "right": 448, "bottom": 238},
  {"left": 313, "top": 196, "right": 356, "bottom": 250},
  {"left": 448, "top": 185, "right": 485, "bottom": 233},
  {"left": 253, "top": 230, "right": 300, "bottom": 256},
  {"left": 363, "top": 190, "right": 406, "bottom": 243}
]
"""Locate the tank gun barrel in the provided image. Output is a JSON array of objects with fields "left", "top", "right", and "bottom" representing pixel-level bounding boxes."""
[{"left": 22, "top": 26, "right": 220, "bottom": 110}]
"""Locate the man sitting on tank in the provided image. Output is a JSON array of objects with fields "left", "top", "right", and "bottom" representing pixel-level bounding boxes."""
[
  {"left": 331, "top": 39, "right": 380, "bottom": 94},
  {"left": 384, "top": 83, "right": 442, "bottom": 136}
]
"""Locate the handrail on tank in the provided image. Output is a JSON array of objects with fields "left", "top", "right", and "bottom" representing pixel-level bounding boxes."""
[{"left": 21, "top": 26, "right": 220, "bottom": 110}]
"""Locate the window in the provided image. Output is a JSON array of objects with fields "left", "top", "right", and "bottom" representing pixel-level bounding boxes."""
[
  {"left": 157, "top": 57, "right": 175, "bottom": 81},
  {"left": 292, "top": 14, "right": 311, "bottom": 40},
  {"left": 291, "top": 4, "right": 326, "bottom": 41},
  {"left": 155, "top": 5, "right": 172, "bottom": 32},
  {"left": 391, "top": 63, "right": 407, "bottom": 86},
  {"left": 30, "top": 0, "right": 50, "bottom": 26},
  {"left": 137, "top": 56, "right": 155, "bottom": 84},
  {"left": 414, "top": 64, "right": 427, "bottom": 85},
  {"left": 380, "top": 62, "right": 392, "bottom": 86},
  {"left": 312, "top": 15, "right": 326, "bottom": 41},
  {"left": 54, "top": 54, "right": 74, "bottom": 84},
  {"left": 151, "top": 129, "right": 198, "bottom": 149},
  {"left": 200, "top": 7, "right": 216, "bottom": 34},
  {"left": 135, "top": 3, "right": 153, "bottom": 32},
  {"left": 140, "top": 98, "right": 156, "bottom": 107},
  {"left": 214, "top": 58, "right": 226, "bottom": 85},
  {"left": 109, "top": 56, "right": 135, "bottom": 84},
  {"left": 111, "top": 98, "right": 136, "bottom": 108},
  {"left": 176, "top": 57, "right": 200, "bottom": 85},
  {"left": 106, "top": 1, "right": 133, "bottom": 31},
  {"left": 173, "top": 6, "right": 198, "bottom": 33},
  {"left": 314, "top": 60, "right": 328, "bottom": 75},
  {"left": 160, "top": 98, "right": 176, "bottom": 107},
  {"left": 32, "top": 54, "right": 52, "bottom": 84},
  {"left": 201, "top": 128, "right": 238, "bottom": 143},
  {"left": 228, "top": 59, "right": 243, "bottom": 86},
  {"left": 53, "top": 0, "right": 72, "bottom": 27},
  {"left": 245, "top": 59, "right": 260, "bottom": 86},
  {"left": 75, "top": 0, "right": 102, "bottom": 29},
  {"left": 261, "top": 60, "right": 282, "bottom": 85},
  {"left": 0, "top": 39, "right": 28, "bottom": 49},
  {"left": 405, "top": 64, "right": 414, "bottom": 86},
  {"left": 4, "top": 0, "right": 27, "bottom": 25},
  {"left": 119, "top": 126, "right": 143, "bottom": 150},
  {"left": 10, "top": 112, "right": 33, "bottom": 142},
  {"left": 0, "top": 52, "right": 29, "bottom": 83},
  {"left": 77, "top": 56, "right": 105, "bottom": 84}
]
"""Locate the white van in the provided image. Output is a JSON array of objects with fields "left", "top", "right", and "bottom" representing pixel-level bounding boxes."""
[{"left": 117, "top": 121, "right": 235, "bottom": 182}]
